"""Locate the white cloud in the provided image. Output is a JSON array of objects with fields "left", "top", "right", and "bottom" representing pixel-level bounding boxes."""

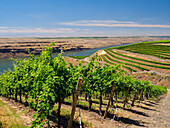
[
  {"left": 71, "top": 20, "right": 135, "bottom": 24},
  {"left": 0, "top": 27, "right": 75, "bottom": 33},
  {"left": 60, "top": 20, "right": 170, "bottom": 28},
  {"left": 0, "top": 27, "right": 8, "bottom": 29}
]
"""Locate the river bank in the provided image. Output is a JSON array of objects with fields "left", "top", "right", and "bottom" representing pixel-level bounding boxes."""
[
  {"left": 0, "top": 43, "right": 128, "bottom": 73},
  {"left": 0, "top": 37, "right": 169, "bottom": 59}
]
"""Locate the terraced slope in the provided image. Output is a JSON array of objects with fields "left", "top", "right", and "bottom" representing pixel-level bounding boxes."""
[
  {"left": 99, "top": 40, "right": 170, "bottom": 73},
  {"left": 111, "top": 40, "right": 170, "bottom": 59},
  {"left": 107, "top": 50, "right": 170, "bottom": 69},
  {"left": 109, "top": 50, "right": 170, "bottom": 66},
  {"left": 101, "top": 54, "right": 137, "bottom": 72},
  {"left": 105, "top": 50, "right": 150, "bottom": 71}
]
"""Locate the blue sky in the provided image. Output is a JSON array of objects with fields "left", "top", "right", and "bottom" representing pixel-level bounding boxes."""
[{"left": 0, "top": 0, "right": 170, "bottom": 37}]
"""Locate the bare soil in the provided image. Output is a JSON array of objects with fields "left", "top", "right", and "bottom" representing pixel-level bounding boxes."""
[
  {"left": 63, "top": 91, "right": 170, "bottom": 128},
  {"left": 0, "top": 89, "right": 170, "bottom": 128},
  {"left": 132, "top": 72, "right": 170, "bottom": 88}
]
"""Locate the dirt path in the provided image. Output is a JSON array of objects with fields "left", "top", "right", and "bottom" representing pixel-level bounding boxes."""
[
  {"left": 0, "top": 89, "right": 169, "bottom": 128},
  {"left": 144, "top": 89, "right": 170, "bottom": 128},
  {"left": 119, "top": 88, "right": 170, "bottom": 128},
  {"left": 62, "top": 89, "right": 170, "bottom": 128},
  {"left": 132, "top": 71, "right": 170, "bottom": 77}
]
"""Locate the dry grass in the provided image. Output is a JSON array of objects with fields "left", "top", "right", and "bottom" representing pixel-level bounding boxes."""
[{"left": 0, "top": 99, "right": 25, "bottom": 128}]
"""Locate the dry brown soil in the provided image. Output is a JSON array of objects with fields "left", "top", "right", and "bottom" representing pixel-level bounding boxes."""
[{"left": 0, "top": 89, "right": 170, "bottom": 128}]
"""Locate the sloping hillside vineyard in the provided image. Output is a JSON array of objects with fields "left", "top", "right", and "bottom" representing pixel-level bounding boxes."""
[
  {"left": 0, "top": 43, "right": 167, "bottom": 127},
  {"left": 114, "top": 40, "right": 170, "bottom": 59},
  {"left": 101, "top": 40, "right": 170, "bottom": 72}
]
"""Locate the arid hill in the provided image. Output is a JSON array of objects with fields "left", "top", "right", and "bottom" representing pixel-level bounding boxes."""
[{"left": 0, "top": 37, "right": 169, "bottom": 59}]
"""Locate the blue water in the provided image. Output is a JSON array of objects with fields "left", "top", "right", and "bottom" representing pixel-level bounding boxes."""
[
  {"left": 0, "top": 43, "right": 129, "bottom": 73},
  {"left": 53, "top": 44, "right": 127, "bottom": 57}
]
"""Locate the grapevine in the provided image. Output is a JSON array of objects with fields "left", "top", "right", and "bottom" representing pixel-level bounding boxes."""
[{"left": 0, "top": 43, "right": 167, "bottom": 127}]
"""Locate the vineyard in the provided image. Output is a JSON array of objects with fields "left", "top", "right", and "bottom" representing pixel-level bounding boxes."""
[
  {"left": 99, "top": 40, "right": 170, "bottom": 73},
  {"left": 112, "top": 40, "right": 170, "bottom": 59},
  {"left": 0, "top": 43, "right": 168, "bottom": 128}
]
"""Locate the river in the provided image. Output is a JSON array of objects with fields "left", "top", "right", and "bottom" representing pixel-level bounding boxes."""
[{"left": 0, "top": 43, "right": 129, "bottom": 73}]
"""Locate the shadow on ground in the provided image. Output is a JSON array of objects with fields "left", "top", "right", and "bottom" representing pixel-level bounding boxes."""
[
  {"left": 136, "top": 105, "right": 156, "bottom": 111},
  {"left": 48, "top": 110, "right": 83, "bottom": 128},
  {"left": 123, "top": 108, "right": 149, "bottom": 117},
  {"left": 63, "top": 101, "right": 147, "bottom": 127}
]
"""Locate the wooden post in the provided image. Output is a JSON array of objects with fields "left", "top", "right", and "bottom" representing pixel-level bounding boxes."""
[
  {"left": 68, "top": 77, "right": 82, "bottom": 128},
  {"left": 104, "top": 82, "right": 115, "bottom": 119}
]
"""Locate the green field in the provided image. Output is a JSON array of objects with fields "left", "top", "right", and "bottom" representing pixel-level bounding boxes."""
[
  {"left": 69, "top": 55, "right": 90, "bottom": 59},
  {"left": 109, "top": 40, "right": 170, "bottom": 59},
  {"left": 100, "top": 40, "right": 170, "bottom": 72}
]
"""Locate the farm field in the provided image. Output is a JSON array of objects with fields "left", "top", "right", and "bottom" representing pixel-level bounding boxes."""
[
  {"left": 99, "top": 40, "right": 170, "bottom": 75},
  {"left": 1, "top": 90, "right": 170, "bottom": 128},
  {"left": 98, "top": 40, "right": 170, "bottom": 89},
  {"left": 0, "top": 41, "right": 170, "bottom": 128},
  {"left": 113, "top": 40, "right": 170, "bottom": 59},
  {"left": 1, "top": 0, "right": 170, "bottom": 127}
]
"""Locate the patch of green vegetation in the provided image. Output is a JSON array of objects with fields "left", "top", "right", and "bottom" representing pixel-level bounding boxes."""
[
  {"left": 98, "top": 56, "right": 102, "bottom": 61},
  {"left": 53, "top": 105, "right": 74, "bottom": 120},
  {"left": 20, "top": 109, "right": 26, "bottom": 114},
  {"left": 101, "top": 55, "right": 136, "bottom": 72},
  {"left": 148, "top": 85, "right": 167, "bottom": 97},
  {"left": 129, "top": 50, "right": 170, "bottom": 59},
  {"left": 107, "top": 50, "right": 170, "bottom": 69},
  {"left": 69, "top": 55, "right": 90, "bottom": 59},
  {"left": 104, "top": 50, "right": 149, "bottom": 71},
  {"left": 109, "top": 50, "right": 170, "bottom": 66},
  {"left": 108, "top": 40, "right": 170, "bottom": 59},
  {"left": 64, "top": 98, "right": 98, "bottom": 108},
  {"left": 81, "top": 120, "right": 93, "bottom": 127}
]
